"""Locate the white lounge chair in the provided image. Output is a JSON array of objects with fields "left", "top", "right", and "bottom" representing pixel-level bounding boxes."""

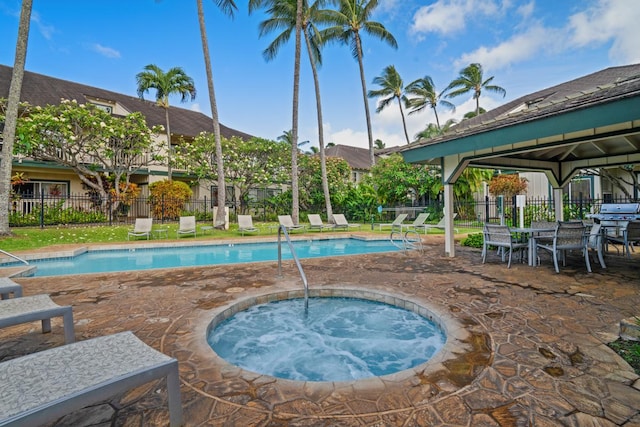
[
  {"left": 418, "top": 213, "right": 459, "bottom": 234},
  {"left": 307, "top": 214, "right": 332, "bottom": 232},
  {"left": 331, "top": 214, "right": 360, "bottom": 231},
  {"left": 127, "top": 218, "right": 153, "bottom": 240},
  {"left": 378, "top": 213, "right": 408, "bottom": 231},
  {"left": 400, "top": 213, "right": 431, "bottom": 233},
  {"left": 0, "top": 294, "right": 75, "bottom": 344},
  {"left": 0, "top": 331, "right": 183, "bottom": 427},
  {"left": 237, "top": 215, "right": 259, "bottom": 236},
  {"left": 0, "top": 277, "right": 22, "bottom": 300},
  {"left": 278, "top": 215, "right": 305, "bottom": 232},
  {"left": 177, "top": 215, "right": 197, "bottom": 238}
]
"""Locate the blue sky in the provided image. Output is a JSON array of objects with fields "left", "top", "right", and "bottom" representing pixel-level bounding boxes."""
[{"left": 1, "top": 0, "right": 638, "bottom": 150}]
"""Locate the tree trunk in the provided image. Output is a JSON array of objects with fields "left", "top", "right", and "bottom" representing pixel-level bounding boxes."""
[
  {"left": 290, "top": 0, "right": 303, "bottom": 224},
  {"left": 0, "top": 0, "right": 32, "bottom": 236},
  {"left": 197, "top": 0, "right": 226, "bottom": 229},
  {"left": 355, "top": 33, "right": 374, "bottom": 166},
  {"left": 164, "top": 107, "right": 173, "bottom": 181},
  {"left": 397, "top": 97, "right": 410, "bottom": 144}
]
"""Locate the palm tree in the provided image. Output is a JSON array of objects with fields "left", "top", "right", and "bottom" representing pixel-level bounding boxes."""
[
  {"left": 196, "top": 0, "right": 237, "bottom": 229},
  {"left": 251, "top": 0, "right": 303, "bottom": 223},
  {"left": 405, "top": 75, "right": 455, "bottom": 131},
  {"left": 0, "top": 0, "right": 32, "bottom": 236},
  {"left": 259, "top": 0, "right": 334, "bottom": 219},
  {"left": 414, "top": 118, "right": 457, "bottom": 141},
  {"left": 136, "top": 64, "right": 196, "bottom": 181},
  {"left": 322, "top": 0, "right": 397, "bottom": 166},
  {"left": 367, "top": 65, "right": 410, "bottom": 145},
  {"left": 445, "top": 63, "right": 505, "bottom": 117},
  {"left": 374, "top": 139, "right": 385, "bottom": 150}
]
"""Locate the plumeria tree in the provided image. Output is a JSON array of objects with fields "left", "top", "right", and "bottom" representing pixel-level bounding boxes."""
[
  {"left": 176, "top": 134, "right": 291, "bottom": 212},
  {"left": 14, "top": 99, "right": 163, "bottom": 213}
]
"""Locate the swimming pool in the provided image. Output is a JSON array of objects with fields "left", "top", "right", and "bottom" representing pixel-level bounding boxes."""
[{"left": 24, "top": 238, "right": 399, "bottom": 277}]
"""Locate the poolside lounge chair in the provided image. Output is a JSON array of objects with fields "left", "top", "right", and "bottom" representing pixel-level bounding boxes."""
[
  {"left": 331, "top": 214, "right": 360, "bottom": 231},
  {"left": 378, "top": 213, "right": 408, "bottom": 231},
  {"left": 278, "top": 215, "right": 306, "bottom": 232},
  {"left": 0, "top": 294, "right": 75, "bottom": 344},
  {"left": 127, "top": 218, "right": 153, "bottom": 240},
  {"left": 0, "top": 331, "right": 182, "bottom": 427},
  {"left": 400, "top": 213, "right": 431, "bottom": 234},
  {"left": 237, "top": 215, "right": 259, "bottom": 236},
  {"left": 0, "top": 277, "right": 23, "bottom": 299},
  {"left": 418, "top": 213, "right": 459, "bottom": 234},
  {"left": 177, "top": 216, "right": 197, "bottom": 238},
  {"left": 307, "top": 214, "right": 332, "bottom": 232}
]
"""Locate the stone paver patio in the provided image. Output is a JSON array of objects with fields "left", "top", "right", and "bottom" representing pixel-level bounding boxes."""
[{"left": 1, "top": 234, "right": 640, "bottom": 426}]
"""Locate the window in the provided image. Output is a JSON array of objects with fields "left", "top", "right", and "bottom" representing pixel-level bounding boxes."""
[{"left": 13, "top": 180, "right": 69, "bottom": 197}]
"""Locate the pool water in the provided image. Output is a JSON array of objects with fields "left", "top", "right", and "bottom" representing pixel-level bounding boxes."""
[
  {"left": 26, "top": 238, "right": 399, "bottom": 277},
  {"left": 207, "top": 297, "right": 446, "bottom": 382}
]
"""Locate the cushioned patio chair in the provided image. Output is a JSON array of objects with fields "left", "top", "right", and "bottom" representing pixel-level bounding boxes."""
[
  {"left": 278, "top": 215, "right": 306, "bottom": 232},
  {"left": 0, "top": 277, "right": 23, "bottom": 300},
  {"left": 177, "top": 215, "right": 197, "bottom": 238},
  {"left": 482, "top": 224, "right": 528, "bottom": 268},
  {"left": 0, "top": 331, "right": 182, "bottom": 427},
  {"left": 331, "top": 214, "right": 360, "bottom": 231},
  {"left": 0, "top": 294, "right": 75, "bottom": 344},
  {"left": 536, "top": 221, "right": 591, "bottom": 273},
  {"left": 127, "top": 218, "right": 153, "bottom": 240},
  {"left": 401, "top": 213, "right": 431, "bottom": 234},
  {"left": 419, "top": 213, "right": 459, "bottom": 234},
  {"left": 378, "top": 213, "right": 408, "bottom": 231},
  {"left": 237, "top": 215, "right": 259, "bottom": 236},
  {"left": 307, "top": 214, "right": 332, "bottom": 232},
  {"left": 606, "top": 220, "right": 640, "bottom": 258}
]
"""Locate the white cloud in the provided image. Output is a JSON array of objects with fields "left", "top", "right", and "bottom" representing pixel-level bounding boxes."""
[
  {"left": 189, "top": 103, "right": 202, "bottom": 113},
  {"left": 327, "top": 127, "right": 369, "bottom": 149},
  {"left": 567, "top": 0, "right": 640, "bottom": 63},
  {"left": 91, "top": 43, "right": 121, "bottom": 59},
  {"left": 409, "top": 0, "right": 503, "bottom": 37},
  {"left": 31, "top": 11, "right": 55, "bottom": 40}
]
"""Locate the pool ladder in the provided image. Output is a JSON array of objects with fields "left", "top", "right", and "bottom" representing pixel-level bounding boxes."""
[
  {"left": 0, "top": 249, "right": 29, "bottom": 265},
  {"left": 277, "top": 225, "right": 309, "bottom": 310},
  {"left": 390, "top": 229, "right": 424, "bottom": 254}
]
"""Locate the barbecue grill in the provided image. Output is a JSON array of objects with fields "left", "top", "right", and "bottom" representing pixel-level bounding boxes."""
[{"left": 589, "top": 203, "right": 640, "bottom": 223}]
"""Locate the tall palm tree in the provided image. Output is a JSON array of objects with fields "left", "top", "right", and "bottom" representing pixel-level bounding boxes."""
[
  {"left": 414, "top": 118, "right": 456, "bottom": 141},
  {"left": 251, "top": 0, "right": 303, "bottom": 223},
  {"left": 322, "top": 0, "right": 397, "bottom": 166},
  {"left": 445, "top": 63, "right": 505, "bottom": 117},
  {"left": 405, "top": 75, "right": 455, "bottom": 131},
  {"left": 136, "top": 64, "right": 196, "bottom": 181},
  {"left": 0, "top": 0, "right": 32, "bottom": 236},
  {"left": 259, "top": 0, "right": 334, "bottom": 219},
  {"left": 367, "top": 65, "right": 410, "bottom": 145},
  {"left": 196, "top": 0, "right": 237, "bottom": 229},
  {"left": 374, "top": 139, "right": 385, "bottom": 150}
]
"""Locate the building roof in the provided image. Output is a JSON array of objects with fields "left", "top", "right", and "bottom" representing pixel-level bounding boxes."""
[
  {"left": 0, "top": 64, "right": 253, "bottom": 141},
  {"left": 324, "top": 144, "right": 377, "bottom": 170}
]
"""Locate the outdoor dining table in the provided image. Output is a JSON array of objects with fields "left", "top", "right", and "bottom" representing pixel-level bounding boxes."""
[{"left": 510, "top": 227, "right": 556, "bottom": 266}]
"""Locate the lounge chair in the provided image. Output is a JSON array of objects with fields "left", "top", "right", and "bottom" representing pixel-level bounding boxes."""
[
  {"left": 481, "top": 224, "right": 528, "bottom": 268},
  {"left": 0, "top": 294, "right": 75, "bottom": 344},
  {"left": 0, "top": 331, "right": 182, "bottom": 427},
  {"left": 278, "top": 215, "right": 306, "bottom": 232},
  {"left": 307, "top": 214, "right": 332, "bottom": 232},
  {"left": 237, "top": 215, "right": 259, "bottom": 236},
  {"left": 331, "top": 214, "right": 360, "bottom": 231},
  {"left": 418, "top": 213, "right": 459, "bottom": 234},
  {"left": 127, "top": 218, "right": 153, "bottom": 240},
  {"left": 378, "top": 213, "right": 408, "bottom": 231},
  {"left": 0, "top": 277, "right": 23, "bottom": 299},
  {"left": 400, "top": 213, "right": 431, "bottom": 233},
  {"left": 177, "top": 215, "right": 197, "bottom": 238}
]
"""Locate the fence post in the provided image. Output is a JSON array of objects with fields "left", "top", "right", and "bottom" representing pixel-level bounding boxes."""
[
  {"left": 108, "top": 195, "right": 113, "bottom": 226},
  {"left": 39, "top": 189, "right": 45, "bottom": 228},
  {"left": 485, "top": 195, "right": 489, "bottom": 224}
]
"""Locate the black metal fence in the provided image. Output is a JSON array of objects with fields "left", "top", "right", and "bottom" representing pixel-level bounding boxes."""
[{"left": 8, "top": 191, "right": 638, "bottom": 229}]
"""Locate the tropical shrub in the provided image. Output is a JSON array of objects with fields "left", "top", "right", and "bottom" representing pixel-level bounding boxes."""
[{"left": 149, "top": 180, "right": 193, "bottom": 220}]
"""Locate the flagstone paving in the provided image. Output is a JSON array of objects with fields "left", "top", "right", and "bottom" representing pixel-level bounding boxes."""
[{"left": 1, "top": 235, "right": 640, "bottom": 426}]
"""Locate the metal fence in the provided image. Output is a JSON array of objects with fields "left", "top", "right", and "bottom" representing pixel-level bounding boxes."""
[{"left": 8, "top": 191, "right": 638, "bottom": 229}]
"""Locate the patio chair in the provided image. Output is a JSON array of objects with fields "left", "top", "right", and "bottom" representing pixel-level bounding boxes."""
[
  {"left": 482, "top": 224, "right": 528, "bottom": 268},
  {"left": 331, "top": 214, "right": 360, "bottom": 231},
  {"left": 536, "top": 221, "right": 591, "bottom": 273},
  {"left": 278, "top": 215, "right": 305, "bottom": 232},
  {"left": 0, "top": 294, "right": 75, "bottom": 344},
  {"left": 0, "top": 331, "right": 182, "bottom": 427},
  {"left": 177, "top": 215, "right": 197, "bottom": 238},
  {"left": 401, "top": 213, "right": 431, "bottom": 234},
  {"left": 127, "top": 218, "right": 153, "bottom": 240},
  {"left": 606, "top": 220, "right": 640, "bottom": 258},
  {"left": 419, "top": 213, "right": 459, "bottom": 234},
  {"left": 237, "top": 215, "right": 259, "bottom": 236},
  {"left": 378, "top": 213, "right": 408, "bottom": 231},
  {"left": 586, "top": 223, "right": 606, "bottom": 269},
  {"left": 0, "top": 277, "right": 23, "bottom": 299},
  {"left": 307, "top": 214, "right": 332, "bottom": 232}
]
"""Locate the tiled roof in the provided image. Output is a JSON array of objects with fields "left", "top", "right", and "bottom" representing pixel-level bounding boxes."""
[
  {"left": 325, "top": 144, "right": 377, "bottom": 170},
  {"left": 0, "top": 64, "right": 253, "bottom": 140}
]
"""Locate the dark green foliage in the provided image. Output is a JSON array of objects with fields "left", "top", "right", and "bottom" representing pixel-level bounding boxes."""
[
  {"left": 462, "top": 232, "right": 483, "bottom": 248},
  {"left": 609, "top": 339, "right": 640, "bottom": 375}
]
